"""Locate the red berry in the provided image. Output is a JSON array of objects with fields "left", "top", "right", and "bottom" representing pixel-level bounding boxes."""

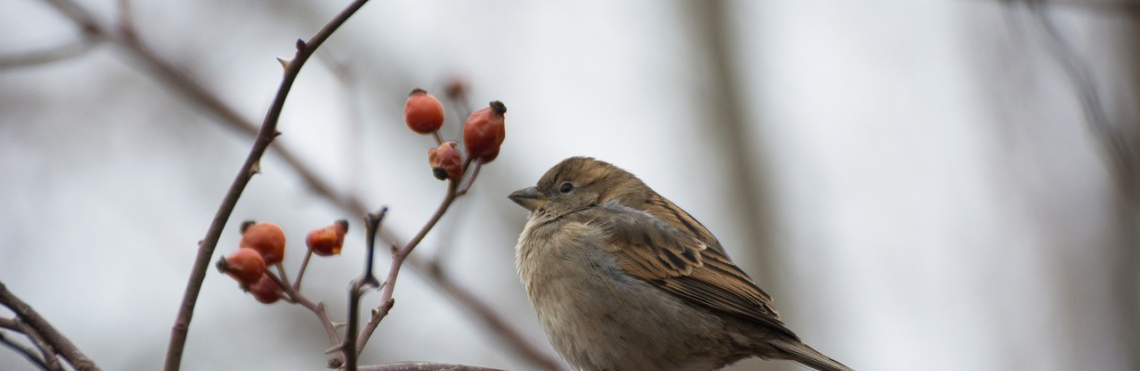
[
  {"left": 428, "top": 141, "right": 463, "bottom": 181},
  {"left": 218, "top": 247, "right": 266, "bottom": 286},
  {"left": 248, "top": 274, "right": 282, "bottom": 304},
  {"left": 240, "top": 221, "right": 286, "bottom": 265},
  {"left": 463, "top": 101, "right": 506, "bottom": 163},
  {"left": 404, "top": 88, "right": 445, "bottom": 134},
  {"left": 306, "top": 220, "right": 348, "bottom": 257}
]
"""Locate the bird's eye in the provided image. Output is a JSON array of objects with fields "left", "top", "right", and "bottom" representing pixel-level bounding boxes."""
[{"left": 558, "top": 182, "right": 574, "bottom": 193}]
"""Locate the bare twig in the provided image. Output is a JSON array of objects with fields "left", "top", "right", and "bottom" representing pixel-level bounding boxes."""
[
  {"left": 358, "top": 362, "right": 510, "bottom": 371},
  {"left": 0, "top": 283, "right": 100, "bottom": 371},
  {"left": 0, "top": 332, "right": 55, "bottom": 371},
  {"left": 14, "top": 320, "right": 63, "bottom": 371},
  {"left": 264, "top": 270, "right": 343, "bottom": 359},
  {"left": 357, "top": 180, "right": 461, "bottom": 354},
  {"left": 161, "top": 1, "right": 373, "bottom": 371},
  {"left": 1026, "top": 1, "right": 1138, "bottom": 179},
  {"left": 0, "top": 34, "right": 96, "bottom": 69},
  {"left": 346, "top": 208, "right": 389, "bottom": 371}
]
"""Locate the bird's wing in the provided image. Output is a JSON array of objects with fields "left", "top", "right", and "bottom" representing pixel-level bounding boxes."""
[{"left": 580, "top": 202, "right": 796, "bottom": 338}]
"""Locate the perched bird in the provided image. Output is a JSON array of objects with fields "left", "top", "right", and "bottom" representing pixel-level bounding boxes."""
[{"left": 509, "top": 157, "right": 854, "bottom": 371}]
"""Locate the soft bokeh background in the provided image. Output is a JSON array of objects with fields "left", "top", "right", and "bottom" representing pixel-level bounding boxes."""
[{"left": 1, "top": 0, "right": 1137, "bottom": 370}]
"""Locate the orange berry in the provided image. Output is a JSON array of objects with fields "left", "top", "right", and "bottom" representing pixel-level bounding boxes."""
[
  {"left": 218, "top": 247, "right": 266, "bottom": 286},
  {"left": 404, "top": 88, "right": 445, "bottom": 134},
  {"left": 240, "top": 221, "right": 286, "bottom": 265},
  {"left": 463, "top": 101, "right": 506, "bottom": 163},
  {"left": 428, "top": 141, "right": 463, "bottom": 181},
  {"left": 248, "top": 274, "right": 282, "bottom": 304},
  {"left": 306, "top": 220, "right": 348, "bottom": 257}
]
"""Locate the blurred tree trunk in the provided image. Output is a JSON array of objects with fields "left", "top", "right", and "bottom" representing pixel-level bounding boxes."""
[
  {"left": 1033, "top": 4, "right": 1140, "bottom": 370},
  {"left": 1108, "top": 13, "right": 1139, "bottom": 371},
  {"left": 686, "top": 1, "right": 789, "bottom": 371}
]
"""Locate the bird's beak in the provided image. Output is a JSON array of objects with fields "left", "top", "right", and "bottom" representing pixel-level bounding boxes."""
[{"left": 508, "top": 187, "right": 546, "bottom": 211}]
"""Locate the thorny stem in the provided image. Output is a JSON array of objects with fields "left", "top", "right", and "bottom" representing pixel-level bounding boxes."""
[
  {"left": 346, "top": 208, "right": 389, "bottom": 371},
  {"left": 356, "top": 180, "right": 461, "bottom": 354},
  {"left": 265, "top": 271, "right": 344, "bottom": 365},
  {"left": 161, "top": 1, "right": 372, "bottom": 370}
]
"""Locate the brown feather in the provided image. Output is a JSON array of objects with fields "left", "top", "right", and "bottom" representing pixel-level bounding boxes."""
[{"left": 579, "top": 201, "right": 796, "bottom": 339}]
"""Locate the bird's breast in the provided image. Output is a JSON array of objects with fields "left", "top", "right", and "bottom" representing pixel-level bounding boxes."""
[{"left": 514, "top": 220, "right": 727, "bottom": 371}]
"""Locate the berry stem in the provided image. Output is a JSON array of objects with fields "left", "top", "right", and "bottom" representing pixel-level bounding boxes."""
[
  {"left": 456, "top": 160, "right": 481, "bottom": 196},
  {"left": 293, "top": 250, "right": 314, "bottom": 292},
  {"left": 274, "top": 263, "right": 291, "bottom": 289}
]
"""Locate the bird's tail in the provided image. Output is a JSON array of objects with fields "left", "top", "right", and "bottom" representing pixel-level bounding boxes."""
[{"left": 767, "top": 337, "right": 856, "bottom": 371}]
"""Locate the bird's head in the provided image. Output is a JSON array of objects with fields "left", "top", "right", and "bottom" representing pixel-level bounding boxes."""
[{"left": 509, "top": 157, "right": 648, "bottom": 223}]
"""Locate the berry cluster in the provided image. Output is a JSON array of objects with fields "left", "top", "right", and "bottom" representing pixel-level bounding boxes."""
[
  {"left": 216, "top": 220, "right": 347, "bottom": 304},
  {"left": 404, "top": 88, "right": 507, "bottom": 180},
  {"left": 214, "top": 87, "right": 507, "bottom": 315}
]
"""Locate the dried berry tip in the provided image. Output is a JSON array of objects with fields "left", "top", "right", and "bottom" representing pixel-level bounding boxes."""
[
  {"left": 409, "top": 88, "right": 427, "bottom": 96},
  {"left": 215, "top": 256, "right": 228, "bottom": 273},
  {"left": 489, "top": 100, "right": 507, "bottom": 114},
  {"left": 240, "top": 220, "right": 257, "bottom": 233},
  {"left": 335, "top": 219, "right": 349, "bottom": 233},
  {"left": 432, "top": 167, "right": 449, "bottom": 180}
]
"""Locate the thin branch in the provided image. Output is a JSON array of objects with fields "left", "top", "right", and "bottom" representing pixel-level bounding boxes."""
[
  {"left": 346, "top": 208, "right": 389, "bottom": 371},
  {"left": 161, "top": 1, "right": 373, "bottom": 371},
  {"left": 0, "top": 332, "right": 54, "bottom": 371},
  {"left": 0, "top": 315, "right": 62, "bottom": 369},
  {"left": 294, "top": 250, "right": 315, "bottom": 292},
  {"left": 456, "top": 160, "right": 481, "bottom": 196},
  {"left": 0, "top": 282, "right": 100, "bottom": 371},
  {"left": 15, "top": 320, "right": 64, "bottom": 371},
  {"left": 0, "top": 34, "right": 97, "bottom": 69},
  {"left": 264, "top": 270, "right": 342, "bottom": 358},
  {"left": 1027, "top": 0, "right": 1138, "bottom": 182},
  {"left": 357, "top": 180, "right": 460, "bottom": 354},
  {"left": 358, "top": 362, "right": 510, "bottom": 371}
]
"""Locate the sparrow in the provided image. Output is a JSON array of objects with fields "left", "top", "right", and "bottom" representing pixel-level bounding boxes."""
[{"left": 509, "top": 157, "right": 854, "bottom": 371}]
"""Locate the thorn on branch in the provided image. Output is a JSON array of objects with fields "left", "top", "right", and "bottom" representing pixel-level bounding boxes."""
[{"left": 295, "top": 38, "right": 307, "bottom": 51}]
